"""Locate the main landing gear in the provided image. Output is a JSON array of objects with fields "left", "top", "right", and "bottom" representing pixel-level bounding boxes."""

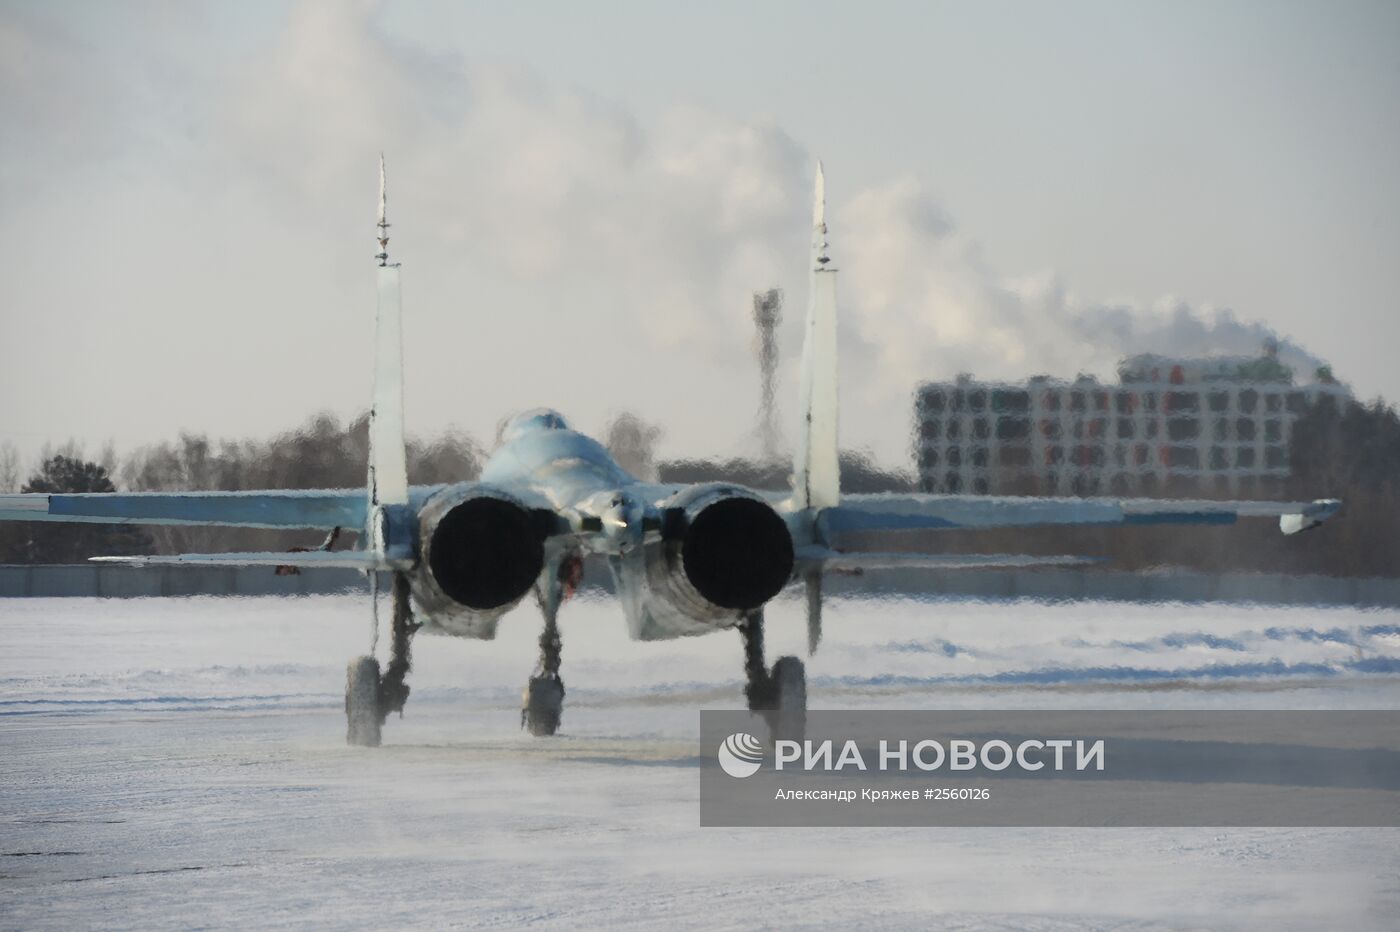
[
  {"left": 346, "top": 571, "right": 420, "bottom": 747},
  {"left": 739, "top": 609, "right": 807, "bottom": 743},
  {"left": 521, "top": 555, "right": 580, "bottom": 736}
]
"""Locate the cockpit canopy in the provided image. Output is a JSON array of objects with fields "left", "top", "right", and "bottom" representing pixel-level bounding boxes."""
[{"left": 499, "top": 408, "right": 572, "bottom": 446}]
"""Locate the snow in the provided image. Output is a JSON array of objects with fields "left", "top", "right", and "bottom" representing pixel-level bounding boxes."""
[{"left": 2, "top": 593, "right": 1398, "bottom": 929}]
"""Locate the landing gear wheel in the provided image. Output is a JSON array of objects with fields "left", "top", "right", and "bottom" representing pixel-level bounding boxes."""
[
  {"left": 770, "top": 656, "right": 807, "bottom": 744},
  {"left": 345, "top": 572, "right": 419, "bottom": 747},
  {"left": 346, "top": 656, "right": 382, "bottom": 747},
  {"left": 522, "top": 676, "right": 565, "bottom": 736}
]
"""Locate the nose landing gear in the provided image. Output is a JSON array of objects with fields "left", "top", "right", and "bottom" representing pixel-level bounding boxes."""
[
  {"left": 522, "top": 607, "right": 564, "bottom": 736},
  {"left": 521, "top": 555, "right": 579, "bottom": 736}
]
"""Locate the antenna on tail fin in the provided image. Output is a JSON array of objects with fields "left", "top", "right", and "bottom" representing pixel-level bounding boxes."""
[
  {"left": 376, "top": 155, "right": 391, "bottom": 267},
  {"left": 792, "top": 161, "right": 840, "bottom": 514},
  {"left": 369, "top": 155, "right": 409, "bottom": 510}
]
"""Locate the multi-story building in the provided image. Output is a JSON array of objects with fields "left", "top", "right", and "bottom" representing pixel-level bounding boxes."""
[{"left": 915, "top": 348, "right": 1350, "bottom": 497}]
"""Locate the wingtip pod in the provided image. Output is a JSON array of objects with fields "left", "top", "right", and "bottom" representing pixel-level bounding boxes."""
[{"left": 1280, "top": 499, "right": 1342, "bottom": 535}]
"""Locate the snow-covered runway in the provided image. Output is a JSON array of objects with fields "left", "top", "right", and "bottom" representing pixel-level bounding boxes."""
[{"left": 2, "top": 594, "right": 1398, "bottom": 929}]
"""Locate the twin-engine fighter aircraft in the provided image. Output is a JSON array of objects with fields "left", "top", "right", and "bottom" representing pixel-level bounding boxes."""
[{"left": 0, "top": 159, "right": 1341, "bottom": 745}]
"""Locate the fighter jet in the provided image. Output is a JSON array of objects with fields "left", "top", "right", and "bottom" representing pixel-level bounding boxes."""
[{"left": 0, "top": 158, "right": 1341, "bottom": 746}]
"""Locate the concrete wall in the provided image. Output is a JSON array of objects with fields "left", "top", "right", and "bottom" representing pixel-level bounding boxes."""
[{"left": 3, "top": 563, "right": 1398, "bottom": 609}]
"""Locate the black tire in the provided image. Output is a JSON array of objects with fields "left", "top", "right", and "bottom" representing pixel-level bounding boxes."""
[
  {"left": 346, "top": 656, "right": 382, "bottom": 747},
  {"left": 771, "top": 656, "right": 807, "bottom": 744},
  {"left": 523, "top": 676, "right": 564, "bottom": 737}
]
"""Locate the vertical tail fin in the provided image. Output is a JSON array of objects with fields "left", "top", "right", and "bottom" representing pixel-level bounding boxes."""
[
  {"left": 793, "top": 161, "right": 840, "bottom": 512},
  {"left": 369, "top": 155, "right": 409, "bottom": 508}
]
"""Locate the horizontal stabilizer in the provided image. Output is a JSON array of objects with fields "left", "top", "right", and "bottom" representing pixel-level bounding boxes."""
[
  {"left": 91, "top": 550, "right": 408, "bottom": 570},
  {"left": 796, "top": 548, "right": 1102, "bottom": 573}
]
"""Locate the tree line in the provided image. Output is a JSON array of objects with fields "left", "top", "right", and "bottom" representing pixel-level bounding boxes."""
[
  {"left": 0, "top": 414, "right": 483, "bottom": 563},
  {"left": 2, "top": 397, "right": 1396, "bottom": 578}
]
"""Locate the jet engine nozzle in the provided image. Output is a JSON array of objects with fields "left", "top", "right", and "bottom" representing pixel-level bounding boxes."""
[
  {"left": 650, "top": 485, "right": 794, "bottom": 619},
  {"left": 417, "top": 485, "right": 546, "bottom": 612}
]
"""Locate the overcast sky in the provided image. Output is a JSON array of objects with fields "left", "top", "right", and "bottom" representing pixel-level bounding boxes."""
[{"left": 2, "top": 0, "right": 1397, "bottom": 470}]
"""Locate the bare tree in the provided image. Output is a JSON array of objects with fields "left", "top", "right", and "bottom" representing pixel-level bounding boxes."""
[
  {"left": 605, "top": 412, "right": 662, "bottom": 481},
  {"left": 0, "top": 441, "right": 19, "bottom": 493},
  {"left": 118, "top": 412, "right": 486, "bottom": 555},
  {"left": 408, "top": 428, "right": 483, "bottom": 484},
  {"left": 39, "top": 438, "right": 85, "bottom": 464}
]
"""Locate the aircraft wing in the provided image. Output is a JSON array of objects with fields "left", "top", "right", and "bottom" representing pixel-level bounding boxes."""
[
  {"left": 0, "top": 490, "right": 369, "bottom": 530},
  {"left": 817, "top": 494, "right": 1342, "bottom": 542}
]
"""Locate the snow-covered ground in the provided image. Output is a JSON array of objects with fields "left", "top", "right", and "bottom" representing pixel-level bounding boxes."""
[{"left": 2, "top": 593, "right": 1398, "bottom": 929}]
